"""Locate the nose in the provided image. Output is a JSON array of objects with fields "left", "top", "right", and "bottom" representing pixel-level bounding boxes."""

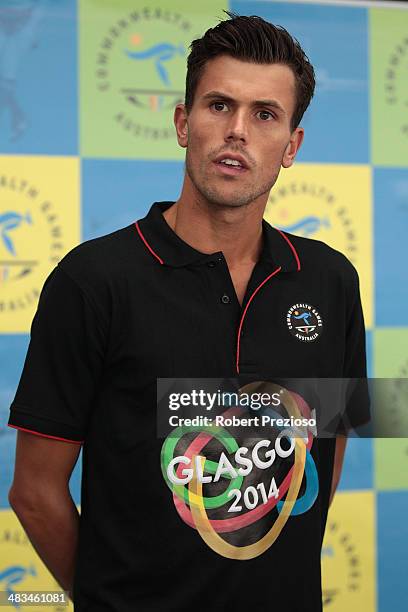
[{"left": 224, "top": 109, "right": 248, "bottom": 144}]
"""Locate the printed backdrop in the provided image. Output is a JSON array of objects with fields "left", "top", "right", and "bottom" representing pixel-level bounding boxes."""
[{"left": 0, "top": 1, "right": 407, "bottom": 610}]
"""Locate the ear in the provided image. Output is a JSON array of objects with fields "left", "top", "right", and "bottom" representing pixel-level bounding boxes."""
[
  {"left": 174, "top": 103, "right": 188, "bottom": 148},
  {"left": 282, "top": 127, "right": 304, "bottom": 169}
]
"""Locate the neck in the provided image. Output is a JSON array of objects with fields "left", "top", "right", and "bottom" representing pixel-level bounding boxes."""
[{"left": 163, "top": 179, "right": 268, "bottom": 268}]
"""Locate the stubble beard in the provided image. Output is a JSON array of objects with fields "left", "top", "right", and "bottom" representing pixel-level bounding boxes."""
[{"left": 185, "top": 151, "right": 281, "bottom": 209}]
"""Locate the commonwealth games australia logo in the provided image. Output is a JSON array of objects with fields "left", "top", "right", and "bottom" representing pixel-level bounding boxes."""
[
  {"left": 286, "top": 303, "right": 323, "bottom": 342},
  {"left": 0, "top": 174, "right": 65, "bottom": 314},
  {"left": 93, "top": 7, "right": 191, "bottom": 141}
]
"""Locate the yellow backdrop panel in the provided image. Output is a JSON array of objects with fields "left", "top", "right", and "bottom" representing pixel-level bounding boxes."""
[
  {"left": 0, "top": 156, "right": 80, "bottom": 333},
  {"left": 321, "top": 490, "right": 376, "bottom": 611},
  {"left": 264, "top": 164, "right": 373, "bottom": 328}
]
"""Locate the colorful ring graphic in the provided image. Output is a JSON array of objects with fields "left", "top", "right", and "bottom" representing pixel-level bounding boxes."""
[{"left": 161, "top": 382, "right": 316, "bottom": 559}]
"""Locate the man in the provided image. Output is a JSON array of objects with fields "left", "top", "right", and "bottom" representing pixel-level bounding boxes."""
[{"left": 8, "top": 13, "right": 369, "bottom": 611}]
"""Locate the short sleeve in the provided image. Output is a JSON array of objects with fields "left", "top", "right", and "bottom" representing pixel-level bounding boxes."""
[
  {"left": 8, "top": 265, "right": 107, "bottom": 444},
  {"left": 337, "top": 264, "right": 371, "bottom": 434}
]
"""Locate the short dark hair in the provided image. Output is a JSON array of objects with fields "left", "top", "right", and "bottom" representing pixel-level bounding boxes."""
[{"left": 185, "top": 11, "right": 315, "bottom": 130}]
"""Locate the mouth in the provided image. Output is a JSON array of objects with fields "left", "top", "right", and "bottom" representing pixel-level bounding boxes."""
[{"left": 213, "top": 155, "right": 249, "bottom": 176}]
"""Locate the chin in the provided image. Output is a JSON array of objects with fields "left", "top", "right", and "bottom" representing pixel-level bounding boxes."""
[
  {"left": 197, "top": 184, "right": 250, "bottom": 208},
  {"left": 214, "top": 192, "right": 257, "bottom": 208},
  {"left": 205, "top": 194, "right": 250, "bottom": 209}
]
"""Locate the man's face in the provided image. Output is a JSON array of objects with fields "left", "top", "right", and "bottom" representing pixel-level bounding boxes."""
[{"left": 175, "top": 55, "right": 304, "bottom": 209}]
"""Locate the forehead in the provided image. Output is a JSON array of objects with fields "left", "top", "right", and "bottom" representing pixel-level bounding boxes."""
[{"left": 194, "top": 55, "right": 296, "bottom": 116}]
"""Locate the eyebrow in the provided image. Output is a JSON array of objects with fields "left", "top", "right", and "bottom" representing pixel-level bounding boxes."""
[{"left": 201, "top": 90, "right": 287, "bottom": 115}]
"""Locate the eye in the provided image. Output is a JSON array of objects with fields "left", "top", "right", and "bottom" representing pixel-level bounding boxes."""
[
  {"left": 211, "top": 102, "right": 228, "bottom": 112},
  {"left": 257, "top": 110, "right": 275, "bottom": 121}
]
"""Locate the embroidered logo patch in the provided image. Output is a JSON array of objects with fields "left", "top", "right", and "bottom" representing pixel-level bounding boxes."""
[{"left": 286, "top": 303, "right": 323, "bottom": 342}]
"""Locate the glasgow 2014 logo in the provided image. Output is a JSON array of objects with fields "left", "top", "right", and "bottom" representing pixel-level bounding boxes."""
[{"left": 160, "top": 382, "right": 319, "bottom": 560}]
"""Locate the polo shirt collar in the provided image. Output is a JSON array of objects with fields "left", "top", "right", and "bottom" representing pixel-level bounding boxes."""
[{"left": 136, "top": 201, "right": 300, "bottom": 273}]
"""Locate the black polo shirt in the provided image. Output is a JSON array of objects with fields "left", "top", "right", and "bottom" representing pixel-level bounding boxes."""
[{"left": 8, "top": 201, "right": 369, "bottom": 612}]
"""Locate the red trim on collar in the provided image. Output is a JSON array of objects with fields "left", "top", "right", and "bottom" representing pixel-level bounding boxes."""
[
  {"left": 274, "top": 228, "right": 301, "bottom": 271},
  {"left": 8, "top": 424, "right": 84, "bottom": 445},
  {"left": 135, "top": 221, "right": 164, "bottom": 265},
  {"left": 236, "top": 266, "right": 282, "bottom": 374}
]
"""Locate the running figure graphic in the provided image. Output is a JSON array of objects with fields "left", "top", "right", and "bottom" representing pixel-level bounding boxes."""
[
  {"left": 293, "top": 311, "right": 313, "bottom": 325},
  {"left": 125, "top": 41, "right": 185, "bottom": 86}
]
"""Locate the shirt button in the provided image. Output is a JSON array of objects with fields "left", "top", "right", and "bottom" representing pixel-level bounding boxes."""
[
  {"left": 207, "top": 261, "right": 216, "bottom": 268},
  {"left": 221, "top": 294, "right": 230, "bottom": 304}
]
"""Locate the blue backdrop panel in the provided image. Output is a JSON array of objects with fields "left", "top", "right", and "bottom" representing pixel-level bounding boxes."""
[
  {"left": 374, "top": 167, "right": 408, "bottom": 326},
  {"left": 339, "top": 328, "right": 373, "bottom": 491},
  {"left": 377, "top": 490, "right": 408, "bottom": 612},
  {"left": 82, "top": 159, "right": 185, "bottom": 240},
  {"left": 0, "top": 0, "right": 77, "bottom": 155},
  {"left": 374, "top": 168, "right": 408, "bottom": 328},
  {"left": 231, "top": 0, "right": 369, "bottom": 164},
  {"left": 338, "top": 439, "right": 373, "bottom": 491},
  {"left": 0, "top": 335, "right": 29, "bottom": 508}
]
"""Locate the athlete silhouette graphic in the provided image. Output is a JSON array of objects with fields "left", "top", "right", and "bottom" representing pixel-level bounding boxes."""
[{"left": 125, "top": 42, "right": 185, "bottom": 86}]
